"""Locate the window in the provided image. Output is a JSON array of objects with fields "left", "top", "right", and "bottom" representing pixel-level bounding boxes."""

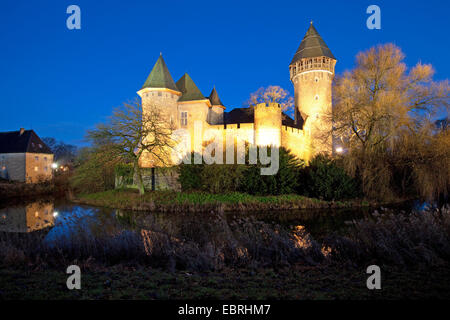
[
  {"left": 44, "top": 157, "right": 47, "bottom": 161},
  {"left": 34, "top": 166, "right": 38, "bottom": 172},
  {"left": 158, "top": 92, "right": 162, "bottom": 97},
  {"left": 180, "top": 112, "right": 188, "bottom": 126},
  {"left": 35, "top": 156, "right": 39, "bottom": 161},
  {"left": 39, "top": 144, "right": 42, "bottom": 148},
  {"left": 44, "top": 166, "right": 48, "bottom": 172}
]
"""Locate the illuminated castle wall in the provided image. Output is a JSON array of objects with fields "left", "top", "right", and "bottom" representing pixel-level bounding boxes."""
[{"left": 137, "top": 22, "right": 335, "bottom": 167}]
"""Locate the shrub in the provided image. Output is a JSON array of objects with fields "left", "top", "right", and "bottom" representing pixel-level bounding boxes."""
[
  {"left": 240, "top": 147, "right": 304, "bottom": 195},
  {"left": 114, "top": 163, "right": 134, "bottom": 188},
  {"left": 178, "top": 152, "right": 247, "bottom": 193},
  {"left": 325, "top": 207, "right": 450, "bottom": 267},
  {"left": 178, "top": 153, "right": 204, "bottom": 191},
  {"left": 70, "top": 146, "right": 119, "bottom": 194},
  {"left": 299, "top": 154, "right": 359, "bottom": 201}
]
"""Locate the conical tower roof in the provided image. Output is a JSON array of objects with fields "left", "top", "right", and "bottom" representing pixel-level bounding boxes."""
[
  {"left": 208, "top": 87, "right": 224, "bottom": 107},
  {"left": 142, "top": 55, "right": 179, "bottom": 91},
  {"left": 290, "top": 22, "right": 335, "bottom": 65},
  {"left": 176, "top": 73, "right": 206, "bottom": 102}
]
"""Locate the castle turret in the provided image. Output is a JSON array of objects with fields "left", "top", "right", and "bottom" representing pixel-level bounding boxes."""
[
  {"left": 207, "top": 87, "right": 225, "bottom": 125},
  {"left": 137, "top": 54, "right": 181, "bottom": 167},
  {"left": 254, "top": 102, "right": 282, "bottom": 147},
  {"left": 290, "top": 22, "right": 336, "bottom": 157},
  {"left": 137, "top": 54, "right": 181, "bottom": 126}
]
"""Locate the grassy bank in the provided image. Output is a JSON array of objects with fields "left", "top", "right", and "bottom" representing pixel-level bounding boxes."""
[
  {"left": 75, "top": 189, "right": 372, "bottom": 212},
  {"left": 1, "top": 263, "right": 450, "bottom": 299}
]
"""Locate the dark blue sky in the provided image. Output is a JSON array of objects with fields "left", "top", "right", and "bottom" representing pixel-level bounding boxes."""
[{"left": 1, "top": 0, "right": 449, "bottom": 146}]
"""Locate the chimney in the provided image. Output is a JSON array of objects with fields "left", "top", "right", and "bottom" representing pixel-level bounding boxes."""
[{"left": 19, "top": 128, "right": 25, "bottom": 135}]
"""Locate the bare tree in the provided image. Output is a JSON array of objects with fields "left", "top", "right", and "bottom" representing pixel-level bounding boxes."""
[
  {"left": 87, "top": 99, "right": 176, "bottom": 195},
  {"left": 245, "top": 86, "right": 295, "bottom": 117}
]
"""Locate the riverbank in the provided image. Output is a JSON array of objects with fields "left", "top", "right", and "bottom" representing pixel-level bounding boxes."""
[
  {"left": 74, "top": 189, "right": 376, "bottom": 213},
  {"left": 1, "top": 262, "right": 449, "bottom": 299},
  {"left": 0, "top": 174, "right": 70, "bottom": 204}
]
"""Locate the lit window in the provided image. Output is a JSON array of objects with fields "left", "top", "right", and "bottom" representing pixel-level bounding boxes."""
[
  {"left": 180, "top": 112, "right": 188, "bottom": 126},
  {"left": 35, "top": 156, "right": 39, "bottom": 160},
  {"left": 34, "top": 166, "right": 38, "bottom": 172}
]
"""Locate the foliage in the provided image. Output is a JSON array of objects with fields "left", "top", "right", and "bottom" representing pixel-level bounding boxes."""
[
  {"left": 70, "top": 145, "right": 120, "bottom": 194},
  {"left": 115, "top": 163, "right": 134, "bottom": 187},
  {"left": 298, "top": 154, "right": 360, "bottom": 201},
  {"left": 178, "top": 148, "right": 304, "bottom": 196},
  {"left": 325, "top": 207, "right": 450, "bottom": 267},
  {"left": 178, "top": 153, "right": 204, "bottom": 192},
  {"left": 240, "top": 147, "right": 304, "bottom": 195},
  {"left": 86, "top": 100, "right": 176, "bottom": 195},
  {"left": 333, "top": 44, "right": 450, "bottom": 201}
]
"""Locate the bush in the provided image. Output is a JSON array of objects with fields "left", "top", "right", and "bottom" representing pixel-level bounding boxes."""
[
  {"left": 325, "top": 207, "right": 450, "bottom": 267},
  {"left": 178, "top": 153, "right": 204, "bottom": 191},
  {"left": 240, "top": 147, "right": 304, "bottom": 195},
  {"left": 70, "top": 146, "right": 119, "bottom": 194},
  {"left": 299, "top": 154, "right": 359, "bottom": 201}
]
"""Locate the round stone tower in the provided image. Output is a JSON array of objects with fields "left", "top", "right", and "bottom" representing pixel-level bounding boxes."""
[
  {"left": 137, "top": 54, "right": 181, "bottom": 168},
  {"left": 254, "top": 102, "right": 282, "bottom": 147},
  {"left": 289, "top": 22, "right": 336, "bottom": 157}
]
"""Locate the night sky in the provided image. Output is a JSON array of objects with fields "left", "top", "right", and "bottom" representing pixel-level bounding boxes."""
[{"left": 1, "top": 0, "right": 449, "bottom": 146}]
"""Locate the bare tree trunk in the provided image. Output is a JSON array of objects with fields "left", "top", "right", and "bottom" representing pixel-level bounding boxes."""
[{"left": 133, "top": 159, "right": 145, "bottom": 196}]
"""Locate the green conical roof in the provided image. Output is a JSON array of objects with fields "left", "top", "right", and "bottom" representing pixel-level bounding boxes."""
[
  {"left": 290, "top": 22, "right": 335, "bottom": 65},
  {"left": 176, "top": 73, "right": 206, "bottom": 102},
  {"left": 142, "top": 55, "right": 179, "bottom": 91},
  {"left": 208, "top": 87, "right": 224, "bottom": 106}
]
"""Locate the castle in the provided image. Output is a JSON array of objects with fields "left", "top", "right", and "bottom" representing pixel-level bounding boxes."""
[{"left": 137, "top": 22, "right": 336, "bottom": 169}]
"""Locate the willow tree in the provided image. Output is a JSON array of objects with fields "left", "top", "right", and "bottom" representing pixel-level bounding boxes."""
[
  {"left": 332, "top": 44, "right": 449, "bottom": 200},
  {"left": 87, "top": 100, "right": 175, "bottom": 195}
]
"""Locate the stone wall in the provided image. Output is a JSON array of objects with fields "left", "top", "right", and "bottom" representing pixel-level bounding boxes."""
[
  {"left": 25, "top": 153, "right": 54, "bottom": 183},
  {"left": 0, "top": 153, "right": 26, "bottom": 182}
]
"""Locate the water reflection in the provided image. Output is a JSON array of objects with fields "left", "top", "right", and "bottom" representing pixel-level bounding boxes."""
[
  {"left": 0, "top": 202, "right": 55, "bottom": 233},
  {"left": 0, "top": 199, "right": 387, "bottom": 243}
]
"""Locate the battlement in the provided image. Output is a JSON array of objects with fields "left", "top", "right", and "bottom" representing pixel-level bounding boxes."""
[{"left": 254, "top": 102, "right": 281, "bottom": 110}]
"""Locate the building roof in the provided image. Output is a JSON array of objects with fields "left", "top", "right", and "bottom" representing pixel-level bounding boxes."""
[
  {"left": 176, "top": 73, "right": 207, "bottom": 102},
  {"left": 0, "top": 129, "right": 53, "bottom": 154},
  {"left": 290, "top": 22, "right": 335, "bottom": 65},
  {"left": 224, "top": 108, "right": 303, "bottom": 129},
  {"left": 141, "top": 55, "right": 179, "bottom": 91},
  {"left": 208, "top": 87, "right": 224, "bottom": 107}
]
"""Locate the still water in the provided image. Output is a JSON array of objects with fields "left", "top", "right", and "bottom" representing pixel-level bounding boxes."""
[{"left": 0, "top": 199, "right": 380, "bottom": 243}]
